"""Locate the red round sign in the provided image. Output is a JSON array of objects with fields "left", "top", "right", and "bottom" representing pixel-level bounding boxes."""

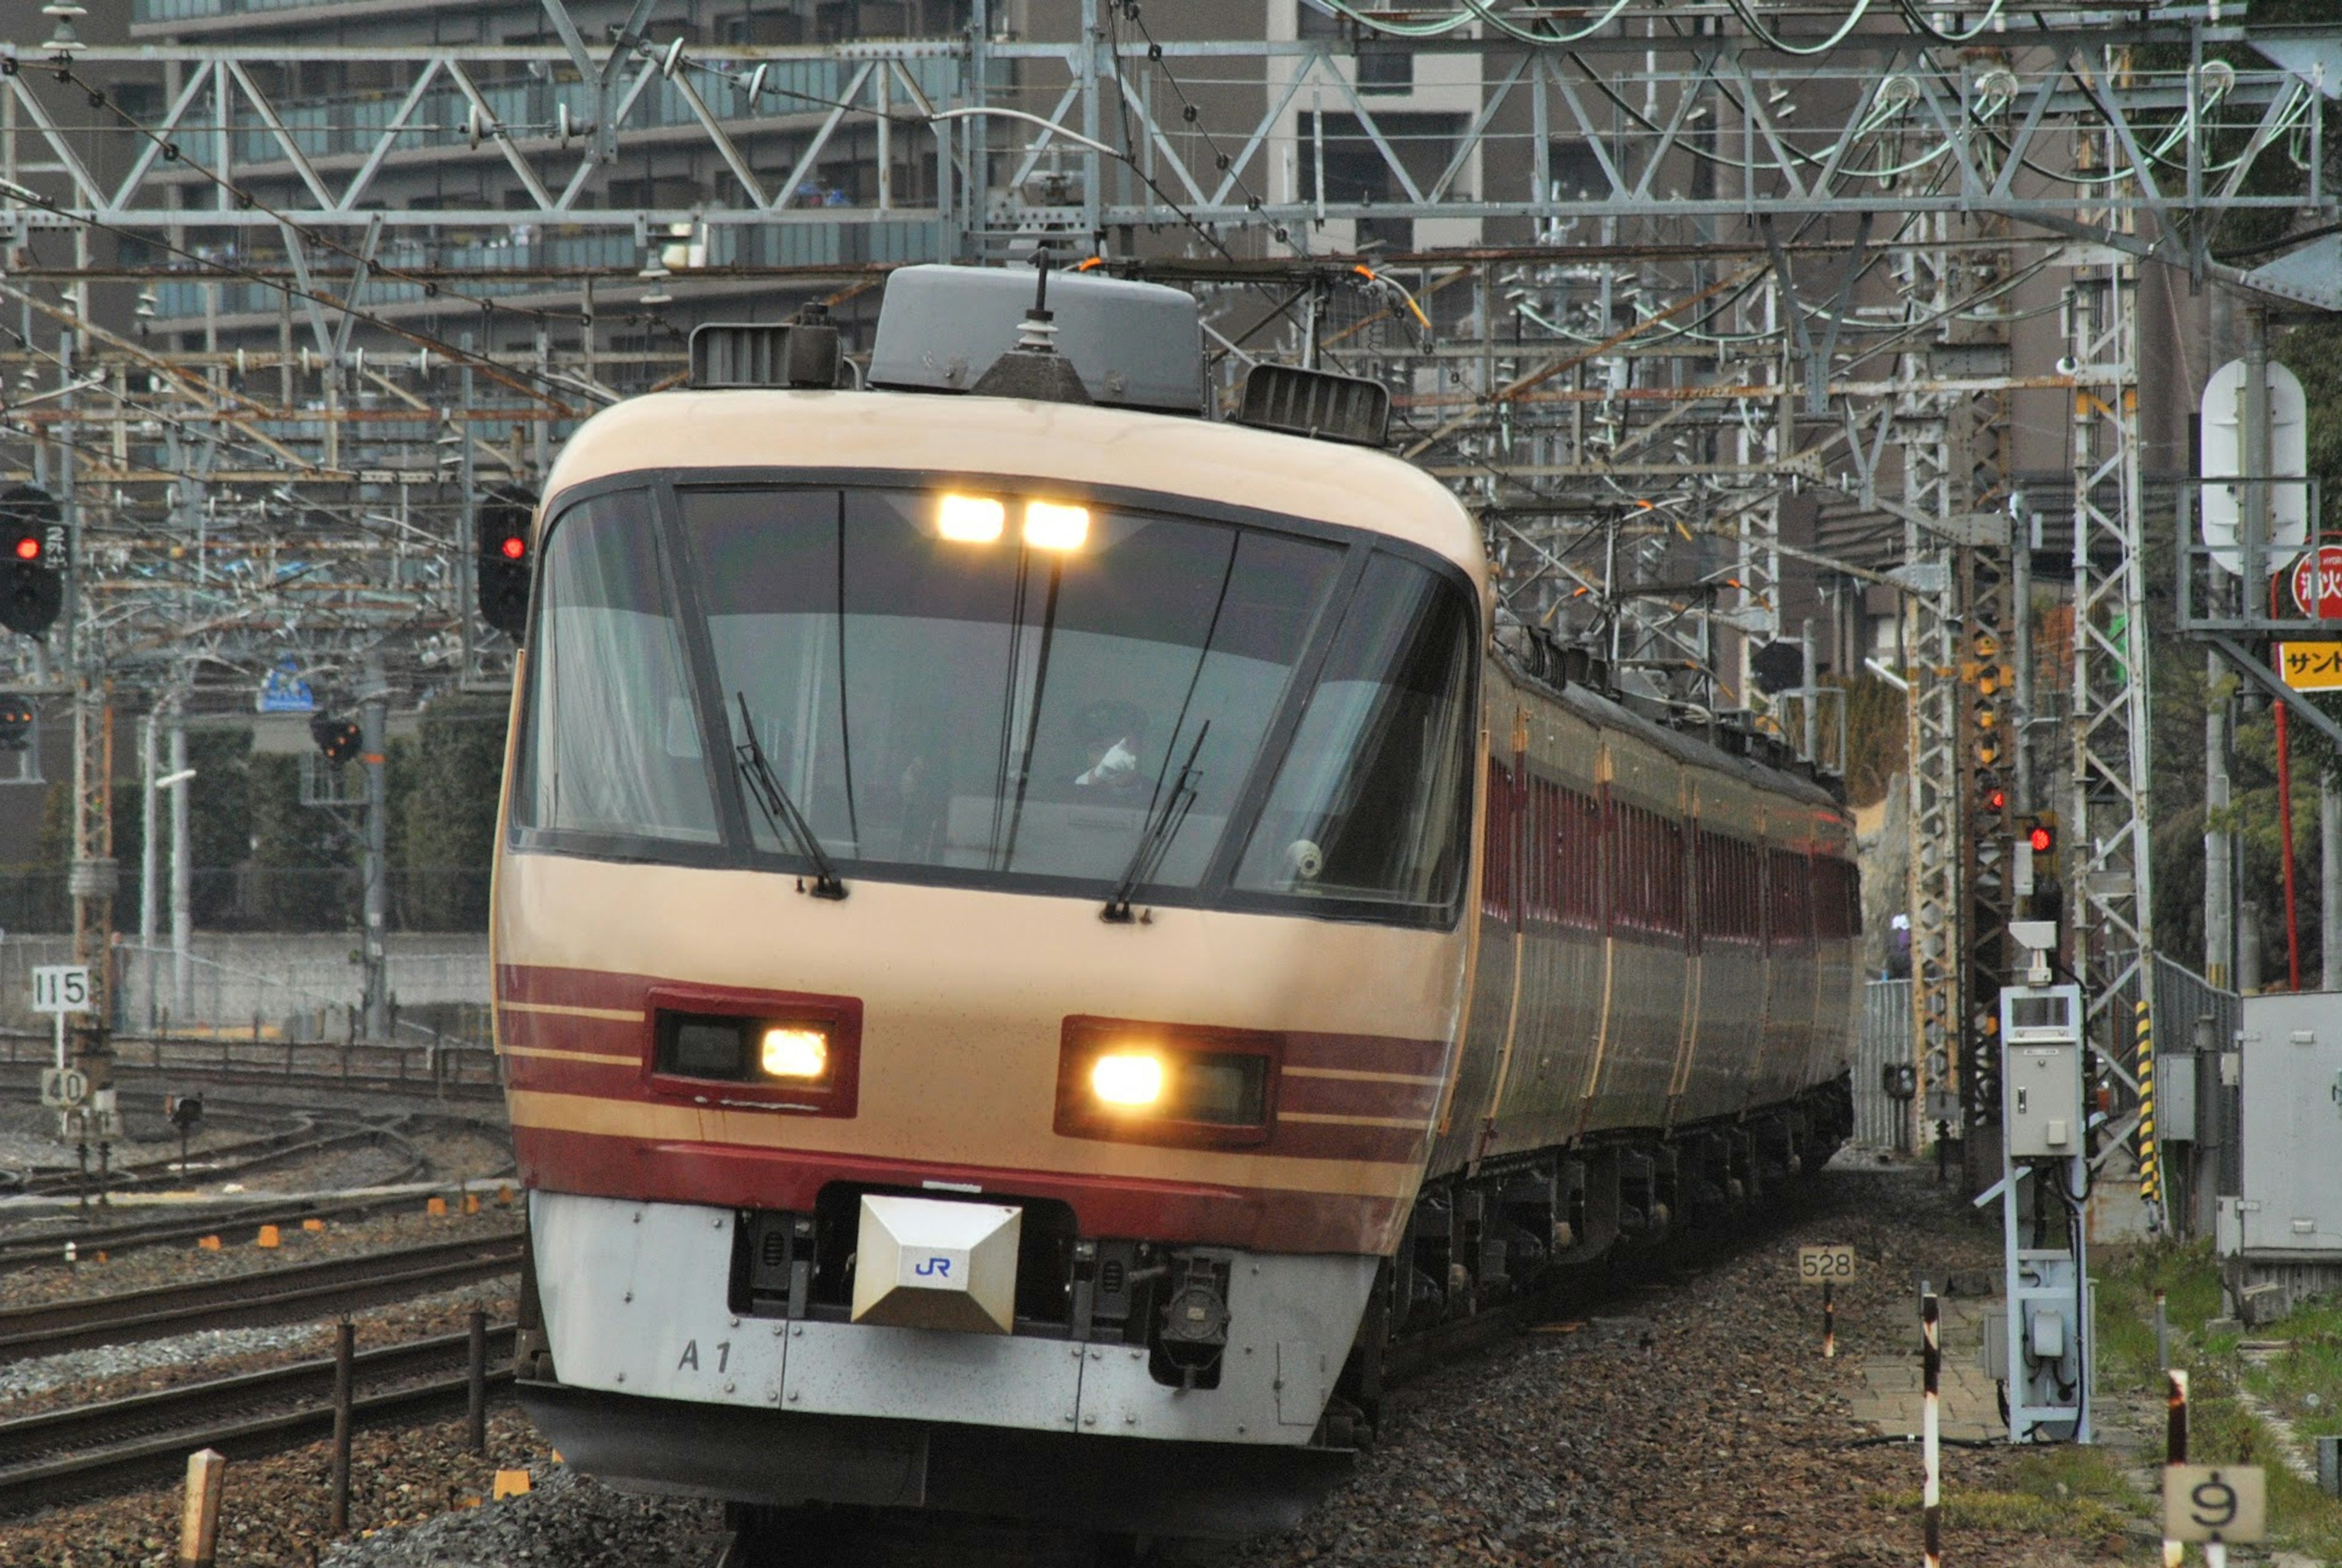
[{"left": 2289, "top": 545, "right": 2342, "bottom": 621}]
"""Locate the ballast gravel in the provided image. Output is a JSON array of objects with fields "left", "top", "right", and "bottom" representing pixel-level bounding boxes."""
[
  {"left": 317, "top": 1466, "right": 728, "bottom": 1568},
  {"left": 0, "top": 1277, "right": 516, "bottom": 1417}
]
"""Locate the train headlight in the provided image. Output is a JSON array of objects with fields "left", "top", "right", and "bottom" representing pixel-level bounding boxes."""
[
  {"left": 937, "top": 493, "right": 1005, "bottom": 543},
  {"left": 1022, "top": 501, "right": 1090, "bottom": 550},
  {"left": 1057, "top": 1019, "right": 1277, "bottom": 1147},
  {"left": 760, "top": 1026, "right": 830, "bottom": 1080},
  {"left": 1089, "top": 1051, "right": 1165, "bottom": 1108},
  {"left": 650, "top": 998, "right": 859, "bottom": 1116}
]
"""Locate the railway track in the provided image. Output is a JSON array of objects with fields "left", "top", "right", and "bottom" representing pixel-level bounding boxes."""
[
  {"left": 0, "top": 1180, "right": 514, "bottom": 1272},
  {"left": 0, "top": 1104, "right": 427, "bottom": 1198},
  {"left": 0, "top": 1231, "right": 524, "bottom": 1361},
  {"left": 0, "top": 1323, "right": 517, "bottom": 1515}
]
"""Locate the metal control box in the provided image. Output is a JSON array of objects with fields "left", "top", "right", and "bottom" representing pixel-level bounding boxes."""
[
  {"left": 2007, "top": 1044, "right": 2084, "bottom": 1158},
  {"left": 2232, "top": 991, "right": 2342, "bottom": 1258}
]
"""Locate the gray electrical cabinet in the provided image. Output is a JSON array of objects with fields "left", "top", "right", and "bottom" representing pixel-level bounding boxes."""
[
  {"left": 2223, "top": 991, "right": 2342, "bottom": 1259},
  {"left": 2007, "top": 1044, "right": 2085, "bottom": 1158},
  {"left": 2002, "top": 986, "right": 2085, "bottom": 1160}
]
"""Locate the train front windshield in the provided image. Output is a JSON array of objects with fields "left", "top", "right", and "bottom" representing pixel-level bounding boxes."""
[{"left": 510, "top": 482, "right": 1476, "bottom": 927}]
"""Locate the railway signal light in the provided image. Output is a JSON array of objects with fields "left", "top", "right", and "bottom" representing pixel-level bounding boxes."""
[
  {"left": 0, "top": 695, "right": 30, "bottom": 753},
  {"left": 476, "top": 487, "right": 536, "bottom": 639},
  {"left": 2013, "top": 812, "right": 2063, "bottom": 924},
  {"left": 0, "top": 485, "right": 62, "bottom": 637},
  {"left": 310, "top": 716, "right": 362, "bottom": 765}
]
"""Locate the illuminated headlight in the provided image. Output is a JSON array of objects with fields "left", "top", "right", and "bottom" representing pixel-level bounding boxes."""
[
  {"left": 936, "top": 493, "right": 1005, "bottom": 543},
  {"left": 760, "top": 1026, "right": 829, "bottom": 1080},
  {"left": 1022, "top": 501, "right": 1090, "bottom": 550},
  {"left": 1059, "top": 1022, "right": 1275, "bottom": 1145},
  {"left": 1089, "top": 1051, "right": 1165, "bottom": 1108},
  {"left": 658, "top": 1012, "right": 835, "bottom": 1087}
]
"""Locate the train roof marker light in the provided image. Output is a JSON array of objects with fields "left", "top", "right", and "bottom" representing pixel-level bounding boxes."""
[
  {"left": 1089, "top": 1050, "right": 1165, "bottom": 1109},
  {"left": 1022, "top": 500, "right": 1089, "bottom": 551},
  {"left": 759, "top": 1025, "right": 829, "bottom": 1081},
  {"left": 936, "top": 493, "right": 1005, "bottom": 543}
]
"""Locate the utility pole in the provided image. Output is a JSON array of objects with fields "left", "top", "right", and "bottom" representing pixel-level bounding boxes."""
[
  {"left": 59, "top": 323, "right": 116, "bottom": 1189},
  {"left": 169, "top": 705, "right": 191, "bottom": 1020},
  {"left": 2206, "top": 651, "right": 2233, "bottom": 992},
  {"left": 2322, "top": 770, "right": 2339, "bottom": 991},
  {"left": 139, "top": 709, "right": 158, "bottom": 1032},
  {"left": 360, "top": 653, "right": 389, "bottom": 1041}
]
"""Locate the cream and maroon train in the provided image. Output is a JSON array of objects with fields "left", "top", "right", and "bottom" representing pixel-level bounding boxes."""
[{"left": 495, "top": 266, "right": 1858, "bottom": 1542}]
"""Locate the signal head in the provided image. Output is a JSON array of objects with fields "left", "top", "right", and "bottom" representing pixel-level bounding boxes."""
[
  {"left": 12, "top": 537, "right": 38, "bottom": 562},
  {"left": 498, "top": 534, "right": 527, "bottom": 562},
  {"left": 2028, "top": 823, "right": 2054, "bottom": 854}
]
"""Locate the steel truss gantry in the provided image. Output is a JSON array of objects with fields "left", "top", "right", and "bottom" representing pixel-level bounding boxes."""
[{"left": 0, "top": 2, "right": 2325, "bottom": 1161}]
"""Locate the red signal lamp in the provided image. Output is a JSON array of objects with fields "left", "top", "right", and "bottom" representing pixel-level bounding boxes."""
[
  {"left": 2027, "top": 825, "right": 2054, "bottom": 854},
  {"left": 12, "top": 537, "right": 39, "bottom": 562},
  {"left": 498, "top": 535, "right": 526, "bottom": 561},
  {"left": 1986, "top": 787, "right": 2006, "bottom": 812}
]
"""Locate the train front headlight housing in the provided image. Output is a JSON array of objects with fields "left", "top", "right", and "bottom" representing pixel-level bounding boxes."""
[
  {"left": 1058, "top": 1020, "right": 1277, "bottom": 1146},
  {"left": 760, "top": 1025, "right": 830, "bottom": 1080}
]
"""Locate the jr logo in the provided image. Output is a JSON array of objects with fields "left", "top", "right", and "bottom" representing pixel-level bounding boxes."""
[{"left": 912, "top": 1255, "right": 953, "bottom": 1279}]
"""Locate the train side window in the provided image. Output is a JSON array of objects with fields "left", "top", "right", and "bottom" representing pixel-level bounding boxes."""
[
  {"left": 512, "top": 490, "right": 720, "bottom": 845},
  {"left": 1231, "top": 552, "right": 1475, "bottom": 913}
]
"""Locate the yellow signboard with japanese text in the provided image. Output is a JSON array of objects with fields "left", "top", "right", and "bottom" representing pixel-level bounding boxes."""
[{"left": 2279, "top": 642, "right": 2342, "bottom": 691}]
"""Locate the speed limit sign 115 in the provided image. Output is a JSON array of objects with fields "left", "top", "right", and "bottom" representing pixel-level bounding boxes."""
[
  {"left": 30, "top": 965, "right": 91, "bottom": 1015},
  {"left": 2162, "top": 1465, "right": 2266, "bottom": 1544}
]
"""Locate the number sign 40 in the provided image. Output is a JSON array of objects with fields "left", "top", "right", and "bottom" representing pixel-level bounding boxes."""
[
  {"left": 2162, "top": 1466, "right": 2265, "bottom": 1544},
  {"left": 1797, "top": 1244, "right": 1856, "bottom": 1284}
]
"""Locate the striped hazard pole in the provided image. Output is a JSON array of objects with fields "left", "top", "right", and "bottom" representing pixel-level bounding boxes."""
[
  {"left": 2163, "top": 1369, "right": 2188, "bottom": 1568},
  {"left": 2137, "top": 1000, "right": 2161, "bottom": 1220},
  {"left": 1922, "top": 1291, "right": 1942, "bottom": 1568}
]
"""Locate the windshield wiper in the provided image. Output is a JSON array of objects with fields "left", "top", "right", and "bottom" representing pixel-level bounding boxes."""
[
  {"left": 733, "top": 692, "right": 847, "bottom": 901},
  {"left": 1102, "top": 721, "right": 1208, "bottom": 925}
]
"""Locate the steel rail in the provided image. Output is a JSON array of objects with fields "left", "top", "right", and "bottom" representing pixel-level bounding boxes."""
[
  {"left": 12, "top": 1122, "right": 403, "bottom": 1198},
  {"left": 0, "top": 1329, "right": 517, "bottom": 1515},
  {"left": 0, "top": 1180, "right": 504, "bottom": 1272},
  {"left": 0, "top": 1232, "right": 523, "bottom": 1361}
]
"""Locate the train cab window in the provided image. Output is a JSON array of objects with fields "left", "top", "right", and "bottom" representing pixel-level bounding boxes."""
[
  {"left": 675, "top": 485, "right": 1344, "bottom": 891},
  {"left": 512, "top": 491, "right": 720, "bottom": 846},
  {"left": 1231, "top": 552, "right": 1474, "bottom": 915}
]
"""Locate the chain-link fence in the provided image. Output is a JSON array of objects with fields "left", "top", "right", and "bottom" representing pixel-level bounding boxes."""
[{"left": 0, "top": 933, "right": 492, "bottom": 1050}]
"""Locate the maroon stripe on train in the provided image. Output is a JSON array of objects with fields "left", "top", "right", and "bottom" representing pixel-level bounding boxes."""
[
  {"left": 1278, "top": 1031, "right": 1447, "bottom": 1077},
  {"left": 499, "top": 1053, "right": 1428, "bottom": 1165},
  {"left": 497, "top": 964, "right": 650, "bottom": 1011},
  {"left": 1278, "top": 1072, "right": 1442, "bottom": 1120},
  {"left": 513, "top": 1127, "right": 1408, "bottom": 1254},
  {"left": 501, "top": 965, "right": 1449, "bottom": 1076}
]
